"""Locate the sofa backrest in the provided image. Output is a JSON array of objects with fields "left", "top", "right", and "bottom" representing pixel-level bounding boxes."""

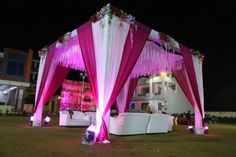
[
  {"left": 116, "top": 112, "right": 151, "bottom": 135},
  {"left": 59, "top": 110, "right": 88, "bottom": 120},
  {"left": 146, "top": 113, "right": 170, "bottom": 133}
]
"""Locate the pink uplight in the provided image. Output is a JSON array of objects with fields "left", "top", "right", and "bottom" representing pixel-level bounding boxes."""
[
  {"left": 30, "top": 116, "right": 34, "bottom": 121},
  {"left": 188, "top": 125, "right": 193, "bottom": 129},
  {"left": 45, "top": 116, "right": 51, "bottom": 123}
]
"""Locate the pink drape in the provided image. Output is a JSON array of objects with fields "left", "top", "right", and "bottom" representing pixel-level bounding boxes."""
[
  {"left": 173, "top": 65, "right": 195, "bottom": 108},
  {"left": 34, "top": 43, "right": 70, "bottom": 125},
  {"left": 34, "top": 43, "right": 56, "bottom": 111},
  {"left": 116, "top": 77, "right": 138, "bottom": 113},
  {"left": 53, "top": 36, "right": 86, "bottom": 71},
  {"left": 77, "top": 22, "right": 98, "bottom": 106},
  {"left": 77, "top": 21, "right": 150, "bottom": 142},
  {"left": 100, "top": 23, "right": 150, "bottom": 141},
  {"left": 42, "top": 65, "right": 70, "bottom": 105},
  {"left": 124, "top": 78, "right": 139, "bottom": 112},
  {"left": 180, "top": 44, "right": 203, "bottom": 116}
]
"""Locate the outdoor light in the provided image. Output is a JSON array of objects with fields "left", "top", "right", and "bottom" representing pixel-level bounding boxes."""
[
  {"left": 160, "top": 71, "right": 167, "bottom": 77},
  {"left": 82, "top": 124, "right": 96, "bottom": 145},
  {"left": 204, "top": 125, "right": 209, "bottom": 134},
  {"left": 43, "top": 116, "right": 51, "bottom": 126},
  {"left": 187, "top": 125, "right": 194, "bottom": 133},
  {"left": 28, "top": 116, "right": 34, "bottom": 126}
]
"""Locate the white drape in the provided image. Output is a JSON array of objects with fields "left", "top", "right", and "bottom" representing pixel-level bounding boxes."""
[
  {"left": 35, "top": 55, "right": 46, "bottom": 106},
  {"left": 33, "top": 55, "right": 46, "bottom": 126},
  {"left": 92, "top": 14, "right": 130, "bottom": 136},
  {"left": 192, "top": 55, "right": 204, "bottom": 134},
  {"left": 33, "top": 60, "right": 58, "bottom": 126}
]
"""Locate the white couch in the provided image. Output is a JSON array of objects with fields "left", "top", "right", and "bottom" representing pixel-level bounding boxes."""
[
  {"left": 168, "top": 115, "right": 174, "bottom": 131},
  {"left": 109, "top": 112, "right": 174, "bottom": 135},
  {"left": 146, "top": 113, "right": 172, "bottom": 133},
  {"left": 109, "top": 112, "right": 150, "bottom": 135},
  {"left": 59, "top": 110, "right": 91, "bottom": 126},
  {"left": 84, "top": 111, "right": 96, "bottom": 125}
]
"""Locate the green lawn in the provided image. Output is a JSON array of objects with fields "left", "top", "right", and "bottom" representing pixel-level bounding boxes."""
[{"left": 0, "top": 116, "right": 236, "bottom": 157}]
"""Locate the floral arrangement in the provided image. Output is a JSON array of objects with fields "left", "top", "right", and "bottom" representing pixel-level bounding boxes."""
[
  {"left": 38, "top": 46, "right": 48, "bottom": 57},
  {"left": 91, "top": 3, "right": 135, "bottom": 26},
  {"left": 159, "top": 32, "right": 172, "bottom": 42},
  {"left": 159, "top": 32, "right": 178, "bottom": 50},
  {"left": 191, "top": 49, "right": 204, "bottom": 62},
  {"left": 57, "top": 32, "right": 72, "bottom": 44}
]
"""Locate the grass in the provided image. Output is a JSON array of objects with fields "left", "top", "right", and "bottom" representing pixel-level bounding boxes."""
[{"left": 0, "top": 116, "right": 236, "bottom": 157}]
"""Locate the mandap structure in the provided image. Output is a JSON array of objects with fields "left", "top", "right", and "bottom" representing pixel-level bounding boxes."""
[{"left": 33, "top": 4, "right": 205, "bottom": 143}]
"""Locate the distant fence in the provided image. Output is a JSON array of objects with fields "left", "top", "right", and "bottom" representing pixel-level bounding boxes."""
[{"left": 205, "top": 111, "right": 236, "bottom": 118}]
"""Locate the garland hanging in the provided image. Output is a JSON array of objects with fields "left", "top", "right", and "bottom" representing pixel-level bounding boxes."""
[{"left": 90, "top": 3, "right": 135, "bottom": 27}]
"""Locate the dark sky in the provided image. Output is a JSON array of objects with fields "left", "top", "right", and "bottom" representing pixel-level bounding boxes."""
[{"left": 1, "top": 0, "right": 235, "bottom": 111}]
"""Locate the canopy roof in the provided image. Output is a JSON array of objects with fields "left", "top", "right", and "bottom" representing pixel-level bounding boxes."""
[{"left": 34, "top": 4, "right": 205, "bottom": 143}]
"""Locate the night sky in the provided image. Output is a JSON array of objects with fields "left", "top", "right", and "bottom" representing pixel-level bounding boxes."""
[{"left": 1, "top": 0, "right": 235, "bottom": 111}]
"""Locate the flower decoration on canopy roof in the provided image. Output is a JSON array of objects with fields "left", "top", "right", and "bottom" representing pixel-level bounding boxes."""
[
  {"left": 191, "top": 49, "right": 204, "bottom": 63},
  {"left": 90, "top": 3, "right": 135, "bottom": 26},
  {"left": 159, "top": 32, "right": 178, "bottom": 49},
  {"left": 38, "top": 46, "right": 48, "bottom": 57},
  {"left": 57, "top": 32, "right": 72, "bottom": 44}
]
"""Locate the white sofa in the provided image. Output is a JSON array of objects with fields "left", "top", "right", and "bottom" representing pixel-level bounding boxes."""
[
  {"left": 146, "top": 113, "right": 171, "bottom": 133},
  {"left": 84, "top": 111, "right": 96, "bottom": 125},
  {"left": 109, "top": 112, "right": 150, "bottom": 135},
  {"left": 168, "top": 115, "right": 174, "bottom": 131},
  {"left": 59, "top": 110, "right": 91, "bottom": 126},
  {"left": 109, "top": 112, "right": 174, "bottom": 135}
]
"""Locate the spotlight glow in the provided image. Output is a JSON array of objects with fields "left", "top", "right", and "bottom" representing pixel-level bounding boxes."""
[
  {"left": 45, "top": 116, "right": 51, "bottom": 123},
  {"left": 187, "top": 125, "right": 194, "bottom": 133},
  {"left": 30, "top": 116, "right": 34, "bottom": 121},
  {"left": 204, "top": 125, "right": 209, "bottom": 134},
  {"left": 188, "top": 125, "right": 193, "bottom": 129},
  {"left": 160, "top": 71, "right": 167, "bottom": 77}
]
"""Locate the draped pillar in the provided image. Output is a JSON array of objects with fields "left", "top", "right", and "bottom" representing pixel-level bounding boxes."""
[
  {"left": 33, "top": 43, "right": 56, "bottom": 126},
  {"left": 33, "top": 43, "right": 70, "bottom": 126},
  {"left": 78, "top": 15, "right": 151, "bottom": 143},
  {"left": 175, "top": 44, "right": 205, "bottom": 134}
]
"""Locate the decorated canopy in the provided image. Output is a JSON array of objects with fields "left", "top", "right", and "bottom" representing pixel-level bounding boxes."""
[{"left": 33, "top": 4, "right": 205, "bottom": 143}]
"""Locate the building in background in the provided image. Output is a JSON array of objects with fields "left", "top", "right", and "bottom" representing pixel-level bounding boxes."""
[
  {"left": 130, "top": 75, "right": 194, "bottom": 115},
  {"left": 29, "top": 53, "right": 40, "bottom": 92},
  {"left": 0, "top": 48, "right": 33, "bottom": 114}
]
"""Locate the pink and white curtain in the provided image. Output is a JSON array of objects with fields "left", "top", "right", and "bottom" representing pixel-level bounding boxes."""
[
  {"left": 53, "top": 30, "right": 86, "bottom": 71},
  {"left": 116, "top": 77, "right": 139, "bottom": 113},
  {"left": 174, "top": 44, "right": 205, "bottom": 134},
  {"left": 33, "top": 43, "right": 70, "bottom": 126},
  {"left": 131, "top": 41, "right": 182, "bottom": 78},
  {"left": 77, "top": 15, "right": 151, "bottom": 142}
]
